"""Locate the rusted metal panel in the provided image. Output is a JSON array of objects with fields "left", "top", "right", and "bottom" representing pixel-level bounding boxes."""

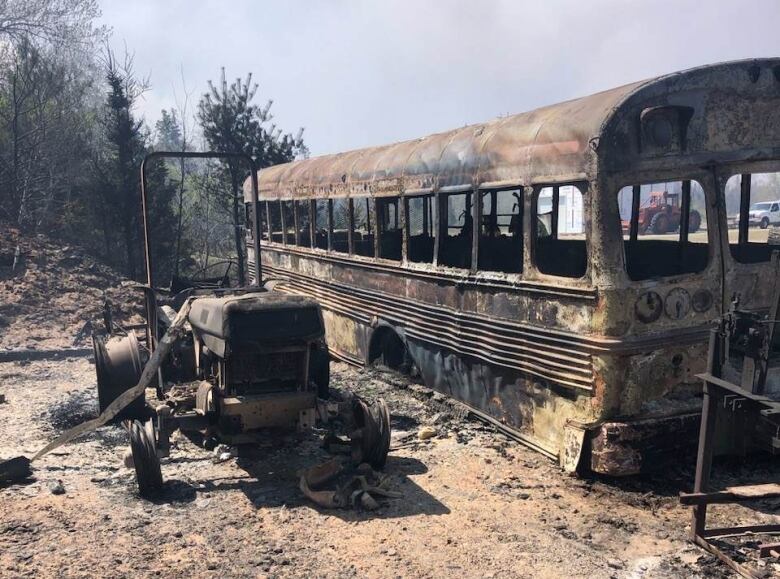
[{"left": 245, "top": 82, "right": 643, "bottom": 201}]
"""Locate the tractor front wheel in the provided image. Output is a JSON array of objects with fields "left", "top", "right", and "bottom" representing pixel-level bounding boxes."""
[
  {"left": 128, "top": 419, "right": 163, "bottom": 499},
  {"left": 650, "top": 212, "right": 669, "bottom": 235}
]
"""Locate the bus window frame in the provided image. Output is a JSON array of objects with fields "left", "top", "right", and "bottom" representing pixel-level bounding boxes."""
[
  {"left": 349, "top": 196, "right": 376, "bottom": 258},
  {"left": 330, "top": 197, "right": 350, "bottom": 254},
  {"left": 312, "top": 198, "right": 330, "bottom": 251},
  {"left": 615, "top": 178, "right": 711, "bottom": 281},
  {"left": 294, "top": 199, "right": 312, "bottom": 248},
  {"left": 404, "top": 193, "right": 437, "bottom": 266},
  {"left": 376, "top": 196, "right": 403, "bottom": 262},
  {"left": 531, "top": 182, "right": 588, "bottom": 280},
  {"left": 281, "top": 200, "right": 295, "bottom": 245},
  {"left": 476, "top": 187, "right": 525, "bottom": 274},
  {"left": 268, "top": 200, "right": 284, "bottom": 244},
  {"left": 437, "top": 188, "right": 474, "bottom": 271},
  {"left": 723, "top": 167, "right": 780, "bottom": 264}
]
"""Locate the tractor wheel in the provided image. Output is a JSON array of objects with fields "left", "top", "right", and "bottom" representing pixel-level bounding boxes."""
[
  {"left": 650, "top": 212, "right": 669, "bottom": 235},
  {"left": 688, "top": 210, "right": 702, "bottom": 233},
  {"left": 760, "top": 217, "right": 770, "bottom": 229},
  {"left": 93, "top": 333, "right": 146, "bottom": 423},
  {"left": 309, "top": 342, "right": 330, "bottom": 399},
  {"left": 128, "top": 419, "right": 163, "bottom": 499}
]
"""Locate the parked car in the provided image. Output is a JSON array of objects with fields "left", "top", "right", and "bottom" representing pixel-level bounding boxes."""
[{"left": 728, "top": 200, "right": 780, "bottom": 229}]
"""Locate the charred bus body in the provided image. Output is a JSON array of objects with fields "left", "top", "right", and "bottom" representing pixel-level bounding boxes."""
[{"left": 244, "top": 60, "right": 780, "bottom": 475}]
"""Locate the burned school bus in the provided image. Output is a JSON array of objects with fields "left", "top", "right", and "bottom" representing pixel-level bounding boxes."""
[{"left": 243, "top": 59, "right": 780, "bottom": 475}]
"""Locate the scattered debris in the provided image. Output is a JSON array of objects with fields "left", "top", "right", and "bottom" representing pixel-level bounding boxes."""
[
  {"left": 48, "top": 480, "right": 65, "bottom": 495},
  {"left": 299, "top": 397, "right": 398, "bottom": 510},
  {"left": 212, "top": 444, "right": 235, "bottom": 463},
  {"left": 607, "top": 559, "right": 624, "bottom": 569},
  {"left": 299, "top": 459, "right": 401, "bottom": 510},
  {"left": 417, "top": 426, "right": 437, "bottom": 440}
]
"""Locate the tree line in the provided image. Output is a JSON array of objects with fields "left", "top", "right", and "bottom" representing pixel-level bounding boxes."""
[{"left": 0, "top": 0, "right": 307, "bottom": 285}]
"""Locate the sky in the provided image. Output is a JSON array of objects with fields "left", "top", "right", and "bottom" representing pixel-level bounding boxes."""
[{"left": 99, "top": 0, "right": 780, "bottom": 157}]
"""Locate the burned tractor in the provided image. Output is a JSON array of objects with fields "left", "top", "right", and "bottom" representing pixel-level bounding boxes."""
[
  {"left": 621, "top": 190, "right": 702, "bottom": 235},
  {"left": 91, "top": 152, "right": 338, "bottom": 497}
]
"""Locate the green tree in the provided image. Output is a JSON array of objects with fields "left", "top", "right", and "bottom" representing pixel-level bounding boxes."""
[
  {"left": 154, "top": 109, "right": 182, "bottom": 151},
  {"left": 197, "top": 67, "right": 306, "bottom": 285},
  {"left": 0, "top": 0, "right": 104, "bottom": 235},
  {"left": 90, "top": 49, "right": 177, "bottom": 282}
]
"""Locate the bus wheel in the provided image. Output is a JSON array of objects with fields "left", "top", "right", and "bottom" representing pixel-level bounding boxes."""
[{"left": 369, "top": 327, "right": 410, "bottom": 374}]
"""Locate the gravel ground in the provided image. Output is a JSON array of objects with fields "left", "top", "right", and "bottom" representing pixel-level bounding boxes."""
[{"left": 1, "top": 357, "right": 778, "bottom": 579}]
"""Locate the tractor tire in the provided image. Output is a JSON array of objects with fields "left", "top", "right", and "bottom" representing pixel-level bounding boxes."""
[
  {"left": 128, "top": 419, "right": 163, "bottom": 499},
  {"left": 650, "top": 212, "right": 669, "bottom": 235},
  {"left": 760, "top": 217, "right": 770, "bottom": 229},
  {"left": 688, "top": 210, "right": 702, "bottom": 234},
  {"left": 93, "top": 333, "right": 146, "bottom": 423}
]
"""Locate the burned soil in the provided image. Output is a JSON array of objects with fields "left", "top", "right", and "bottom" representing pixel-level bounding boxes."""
[
  {"left": 1, "top": 225, "right": 778, "bottom": 578},
  {"left": 0, "top": 222, "right": 143, "bottom": 351}
]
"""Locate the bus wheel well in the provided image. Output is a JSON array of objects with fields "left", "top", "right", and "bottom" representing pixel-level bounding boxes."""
[{"left": 368, "top": 326, "right": 409, "bottom": 373}]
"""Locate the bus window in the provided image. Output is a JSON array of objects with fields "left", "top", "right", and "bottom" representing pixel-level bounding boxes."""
[
  {"left": 352, "top": 197, "right": 375, "bottom": 257},
  {"left": 295, "top": 200, "right": 311, "bottom": 247},
  {"left": 245, "top": 202, "right": 267, "bottom": 242},
  {"left": 479, "top": 189, "right": 522, "bottom": 273},
  {"left": 269, "top": 201, "right": 283, "bottom": 243},
  {"left": 535, "top": 185, "right": 586, "bottom": 277},
  {"left": 726, "top": 172, "right": 780, "bottom": 263},
  {"left": 406, "top": 194, "right": 435, "bottom": 263},
  {"left": 282, "top": 201, "right": 295, "bottom": 244},
  {"left": 332, "top": 198, "right": 349, "bottom": 253},
  {"left": 617, "top": 180, "right": 708, "bottom": 280},
  {"left": 259, "top": 202, "right": 268, "bottom": 241},
  {"left": 377, "top": 197, "right": 401, "bottom": 261},
  {"left": 439, "top": 191, "right": 472, "bottom": 269},
  {"left": 314, "top": 199, "right": 329, "bottom": 250}
]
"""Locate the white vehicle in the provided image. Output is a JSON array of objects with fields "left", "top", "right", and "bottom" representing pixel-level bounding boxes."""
[{"left": 728, "top": 200, "right": 780, "bottom": 229}]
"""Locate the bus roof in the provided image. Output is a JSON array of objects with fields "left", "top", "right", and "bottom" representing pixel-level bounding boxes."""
[{"left": 247, "top": 58, "right": 780, "bottom": 200}]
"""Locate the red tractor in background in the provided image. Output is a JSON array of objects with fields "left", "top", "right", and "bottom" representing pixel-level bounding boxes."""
[{"left": 621, "top": 191, "right": 702, "bottom": 236}]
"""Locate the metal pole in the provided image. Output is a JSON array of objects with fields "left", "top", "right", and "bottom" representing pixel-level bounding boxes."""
[
  {"left": 692, "top": 327, "right": 723, "bottom": 538},
  {"left": 629, "top": 185, "right": 641, "bottom": 242},
  {"left": 738, "top": 174, "right": 751, "bottom": 247},
  {"left": 680, "top": 180, "right": 691, "bottom": 243}
]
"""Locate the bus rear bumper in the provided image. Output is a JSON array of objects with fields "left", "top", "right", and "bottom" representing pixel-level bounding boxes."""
[{"left": 587, "top": 412, "right": 701, "bottom": 476}]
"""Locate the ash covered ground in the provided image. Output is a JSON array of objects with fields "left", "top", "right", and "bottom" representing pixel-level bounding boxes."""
[{"left": 0, "top": 223, "right": 778, "bottom": 578}]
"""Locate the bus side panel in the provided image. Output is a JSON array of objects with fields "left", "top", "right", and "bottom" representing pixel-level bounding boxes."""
[{"left": 407, "top": 336, "right": 589, "bottom": 456}]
